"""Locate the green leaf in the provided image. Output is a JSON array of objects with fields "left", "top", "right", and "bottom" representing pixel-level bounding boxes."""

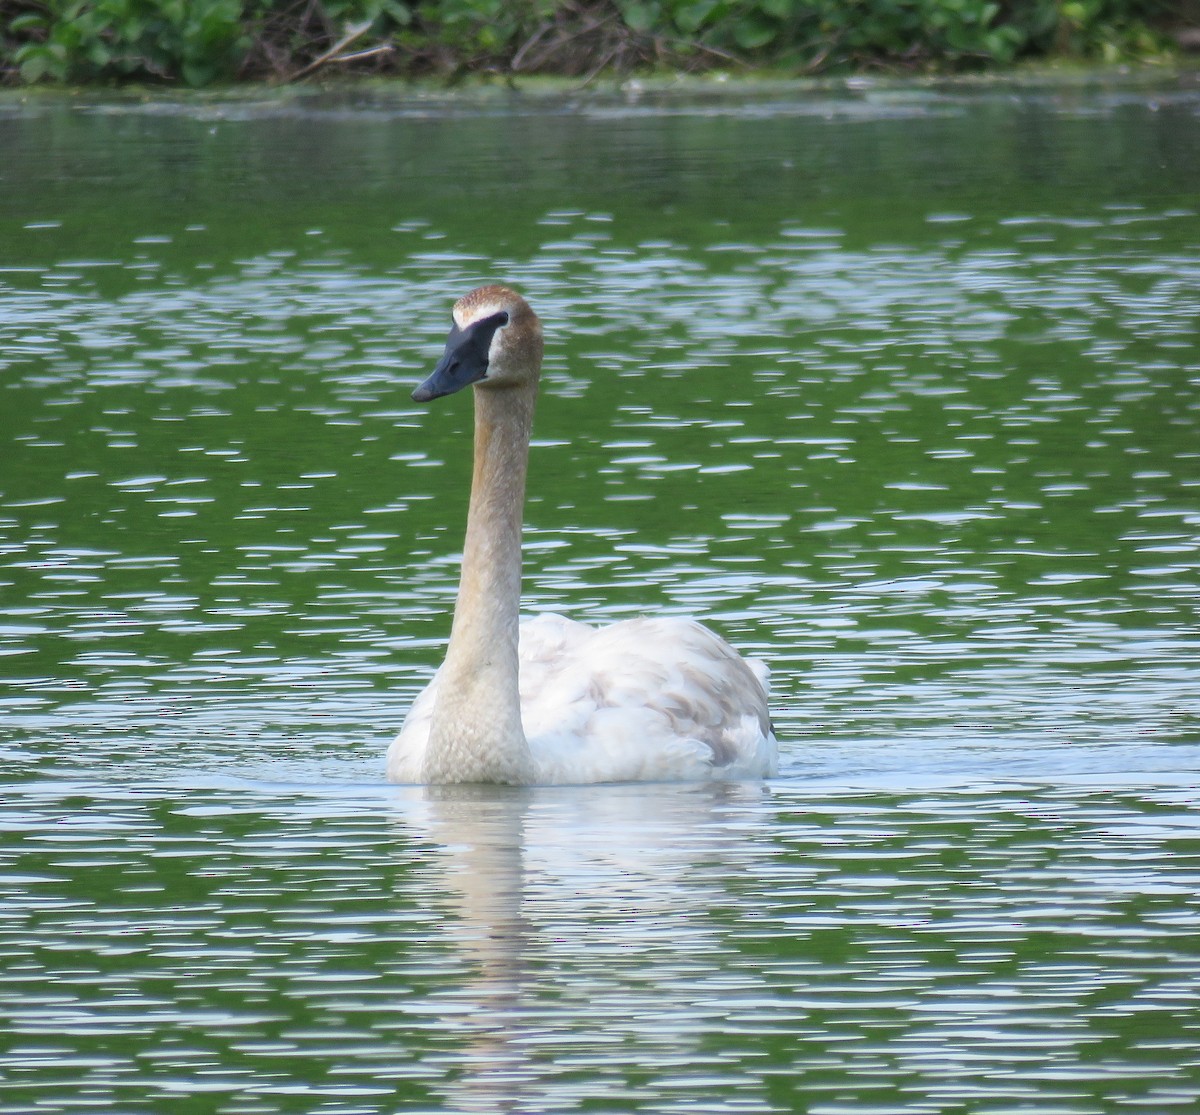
[
  {"left": 85, "top": 41, "right": 112, "bottom": 68},
  {"left": 16, "top": 44, "right": 67, "bottom": 83},
  {"left": 674, "top": 0, "right": 721, "bottom": 34},
  {"left": 182, "top": 59, "right": 215, "bottom": 86},
  {"left": 10, "top": 13, "right": 49, "bottom": 33},
  {"left": 733, "top": 16, "right": 775, "bottom": 50},
  {"left": 621, "top": 2, "right": 658, "bottom": 34},
  {"left": 19, "top": 55, "right": 51, "bottom": 83},
  {"left": 384, "top": 1, "right": 412, "bottom": 26}
]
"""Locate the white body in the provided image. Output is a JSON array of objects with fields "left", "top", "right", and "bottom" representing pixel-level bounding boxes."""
[
  {"left": 389, "top": 285, "right": 778, "bottom": 785},
  {"left": 389, "top": 612, "right": 778, "bottom": 784}
]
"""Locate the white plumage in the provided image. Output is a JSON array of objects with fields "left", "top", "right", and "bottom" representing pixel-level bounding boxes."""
[
  {"left": 387, "top": 286, "right": 778, "bottom": 785},
  {"left": 390, "top": 612, "right": 777, "bottom": 784}
]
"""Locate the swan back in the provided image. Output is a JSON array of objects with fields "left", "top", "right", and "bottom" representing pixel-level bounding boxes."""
[{"left": 520, "top": 614, "right": 775, "bottom": 783}]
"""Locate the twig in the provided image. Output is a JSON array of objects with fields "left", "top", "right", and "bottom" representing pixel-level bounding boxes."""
[
  {"left": 511, "top": 23, "right": 552, "bottom": 72},
  {"left": 322, "top": 45, "right": 394, "bottom": 67},
  {"left": 573, "top": 45, "right": 620, "bottom": 90},
  {"left": 662, "top": 35, "right": 744, "bottom": 67},
  {"left": 523, "top": 11, "right": 621, "bottom": 75},
  {"left": 288, "top": 19, "right": 374, "bottom": 82}
]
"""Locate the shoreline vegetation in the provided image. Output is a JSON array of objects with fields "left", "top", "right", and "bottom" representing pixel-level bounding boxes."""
[{"left": 1, "top": 1, "right": 1197, "bottom": 88}]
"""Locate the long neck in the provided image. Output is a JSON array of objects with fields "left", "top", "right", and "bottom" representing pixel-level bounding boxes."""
[{"left": 423, "top": 384, "right": 536, "bottom": 783}]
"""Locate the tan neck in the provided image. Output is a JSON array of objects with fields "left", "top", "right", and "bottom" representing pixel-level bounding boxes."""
[{"left": 422, "top": 383, "right": 536, "bottom": 783}]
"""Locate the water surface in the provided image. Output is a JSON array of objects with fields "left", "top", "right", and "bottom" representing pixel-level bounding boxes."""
[{"left": 2, "top": 75, "right": 1199, "bottom": 1113}]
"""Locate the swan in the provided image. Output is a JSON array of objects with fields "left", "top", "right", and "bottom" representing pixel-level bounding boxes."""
[{"left": 387, "top": 285, "right": 778, "bottom": 785}]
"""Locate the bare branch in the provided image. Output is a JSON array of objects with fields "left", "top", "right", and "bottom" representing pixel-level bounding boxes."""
[{"left": 287, "top": 19, "right": 375, "bottom": 82}]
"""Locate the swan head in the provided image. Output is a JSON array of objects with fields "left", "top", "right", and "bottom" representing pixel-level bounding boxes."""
[{"left": 413, "top": 285, "right": 543, "bottom": 403}]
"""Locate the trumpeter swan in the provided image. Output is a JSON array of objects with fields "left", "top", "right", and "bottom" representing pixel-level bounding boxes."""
[{"left": 387, "top": 285, "right": 778, "bottom": 785}]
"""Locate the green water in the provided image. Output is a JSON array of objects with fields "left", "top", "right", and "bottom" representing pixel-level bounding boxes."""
[{"left": 2, "top": 76, "right": 1199, "bottom": 1113}]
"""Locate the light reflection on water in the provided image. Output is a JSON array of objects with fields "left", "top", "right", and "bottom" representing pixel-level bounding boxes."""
[
  {"left": 2, "top": 79, "right": 1200, "bottom": 1113},
  {"left": 1, "top": 778, "right": 1199, "bottom": 1114},
  {"left": 4, "top": 212, "right": 1199, "bottom": 751}
]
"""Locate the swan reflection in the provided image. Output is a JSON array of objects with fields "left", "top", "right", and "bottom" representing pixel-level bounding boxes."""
[{"left": 390, "top": 780, "right": 774, "bottom": 1113}]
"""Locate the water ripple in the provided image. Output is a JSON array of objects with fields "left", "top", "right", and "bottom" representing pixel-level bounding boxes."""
[{"left": 2, "top": 81, "right": 1199, "bottom": 1113}]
